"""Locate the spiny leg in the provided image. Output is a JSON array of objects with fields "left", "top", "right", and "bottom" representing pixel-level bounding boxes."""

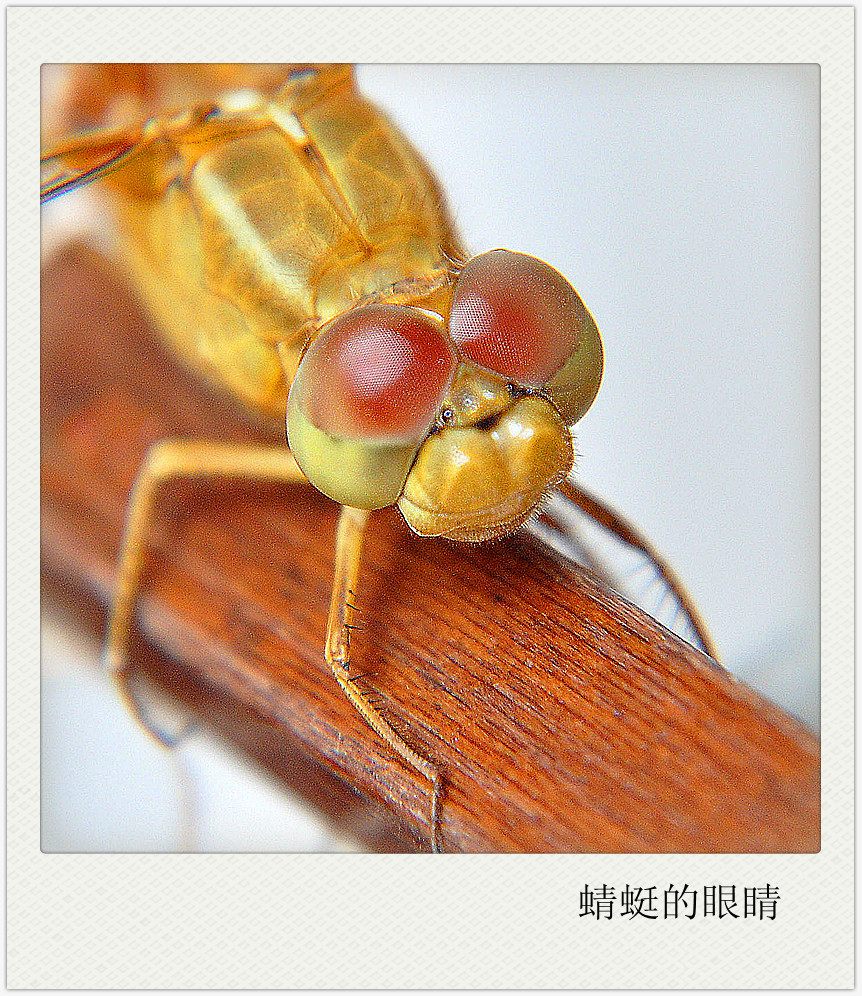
[
  {"left": 109, "top": 440, "right": 443, "bottom": 849},
  {"left": 105, "top": 440, "right": 308, "bottom": 746},
  {"left": 556, "top": 477, "right": 719, "bottom": 661},
  {"left": 326, "top": 505, "right": 444, "bottom": 853}
]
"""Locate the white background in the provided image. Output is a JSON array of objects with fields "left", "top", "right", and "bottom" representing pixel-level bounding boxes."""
[{"left": 42, "top": 63, "right": 820, "bottom": 853}]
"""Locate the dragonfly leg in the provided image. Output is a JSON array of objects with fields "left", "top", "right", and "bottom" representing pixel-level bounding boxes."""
[
  {"left": 556, "top": 477, "right": 719, "bottom": 661},
  {"left": 326, "top": 505, "right": 444, "bottom": 853},
  {"left": 105, "top": 439, "right": 307, "bottom": 747}
]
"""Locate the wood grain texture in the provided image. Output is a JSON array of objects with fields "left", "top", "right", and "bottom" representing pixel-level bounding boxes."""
[{"left": 41, "top": 244, "right": 820, "bottom": 853}]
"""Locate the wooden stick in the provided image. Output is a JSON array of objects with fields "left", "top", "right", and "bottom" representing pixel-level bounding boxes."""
[{"left": 41, "top": 244, "right": 820, "bottom": 853}]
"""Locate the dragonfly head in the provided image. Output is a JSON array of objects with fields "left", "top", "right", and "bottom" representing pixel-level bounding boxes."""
[{"left": 286, "top": 250, "right": 603, "bottom": 541}]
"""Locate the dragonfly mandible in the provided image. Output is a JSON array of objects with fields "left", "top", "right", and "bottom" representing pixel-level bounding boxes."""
[{"left": 41, "top": 63, "right": 717, "bottom": 852}]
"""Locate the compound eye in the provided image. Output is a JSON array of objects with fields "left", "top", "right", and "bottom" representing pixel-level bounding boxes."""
[
  {"left": 287, "top": 305, "right": 457, "bottom": 509},
  {"left": 449, "top": 250, "right": 603, "bottom": 423}
]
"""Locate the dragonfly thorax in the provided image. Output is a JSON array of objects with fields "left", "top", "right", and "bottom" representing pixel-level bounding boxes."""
[{"left": 314, "top": 243, "right": 453, "bottom": 327}]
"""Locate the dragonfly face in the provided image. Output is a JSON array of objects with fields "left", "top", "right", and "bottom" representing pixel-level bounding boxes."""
[{"left": 286, "top": 249, "right": 604, "bottom": 541}]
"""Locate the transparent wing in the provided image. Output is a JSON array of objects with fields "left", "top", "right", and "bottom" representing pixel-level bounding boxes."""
[
  {"left": 39, "top": 63, "right": 353, "bottom": 204},
  {"left": 525, "top": 477, "right": 718, "bottom": 659},
  {"left": 40, "top": 105, "right": 267, "bottom": 204},
  {"left": 41, "top": 128, "right": 147, "bottom": 202}
]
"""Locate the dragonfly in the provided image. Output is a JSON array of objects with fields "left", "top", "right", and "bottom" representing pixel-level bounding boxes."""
[{"left": 41, "top": 63, "right": 717, "bottom": 852}]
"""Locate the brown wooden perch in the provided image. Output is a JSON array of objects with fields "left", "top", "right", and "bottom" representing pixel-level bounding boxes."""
[{"left": 41, "top": 244, "right": 820, "bottom": 853}]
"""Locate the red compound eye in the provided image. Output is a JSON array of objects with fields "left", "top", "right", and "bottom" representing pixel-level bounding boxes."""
[
  {"left": 449, "top": 250, "right": 592, "bottom": 386},
  {"left": 294, "top": 304, "right": 456, "bottom": 439}
]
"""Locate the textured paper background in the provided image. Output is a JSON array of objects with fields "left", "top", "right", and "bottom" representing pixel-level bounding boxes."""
[{"left": 13, "top": 5, "right": 851, "bottom": 989}]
